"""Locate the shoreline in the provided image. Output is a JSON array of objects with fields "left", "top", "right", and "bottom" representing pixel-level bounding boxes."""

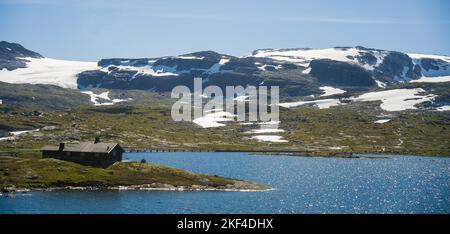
[
  {"left": 249, "top": 152, "right": 390, "bottom": 159},
  {"left": 0, "top": 182, "right": 272, "bottom": 195},
  {"left": 123, "top": 149, "right": 450, "bottom": 158},
  {"left": 0, "top": 158, "right": 270, "bottom": 195}
]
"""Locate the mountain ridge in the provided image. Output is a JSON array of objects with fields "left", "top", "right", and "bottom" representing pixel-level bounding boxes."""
[{"left": 1, "top": 41, "right": 449, "bottom": 98}]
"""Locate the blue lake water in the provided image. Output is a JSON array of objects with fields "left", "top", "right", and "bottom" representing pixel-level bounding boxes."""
[{"left": 1, "top": 152, "right": 449, "bottom": 214}]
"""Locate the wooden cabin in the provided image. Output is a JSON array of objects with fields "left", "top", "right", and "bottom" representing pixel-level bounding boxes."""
[{"left": 41, "top": 138, "right": 123, "bottom": 168}]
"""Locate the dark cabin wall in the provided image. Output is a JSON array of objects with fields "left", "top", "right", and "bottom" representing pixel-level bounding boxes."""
[
  {"left": 41, "top": 145, "right": 123, "bottom": 168},
  {"left": 104, "top": 147, "right": 122, "bottom": 167}
]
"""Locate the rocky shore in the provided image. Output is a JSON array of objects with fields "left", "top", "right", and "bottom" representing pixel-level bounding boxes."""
[
  {"left": 0, "top": 157, "right": 269, "bottom": 194},
  {"left": 1, "top": 181, "right": 269, "bottom": 195}
]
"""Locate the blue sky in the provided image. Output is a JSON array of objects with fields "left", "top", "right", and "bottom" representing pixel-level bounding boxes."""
[{"left": 1, "top": 0, "right": 449, "bottom": 61}]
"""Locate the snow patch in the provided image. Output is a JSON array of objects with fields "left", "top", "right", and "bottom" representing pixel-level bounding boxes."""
[
  {"left": 252, "top": 47, "right": 389, "bottom": 70},
  {"left": 0, "top": 129, "right": 40, "bottom": 141},
  {"left": 192, "top": 111, "right": 236, "bottom": 128},
  {"left": 410, "top": 76, "right": 450, "bottom": 83},
  {"left": 246, "top": 129, "right": 284, "bottom": 134},
  {"left": 319, "top": 86, "right": 346, "bottom": 97},
  {"left": 81, "top": 91, "right": 131, "bottom": 106},
  {"left": 257, "top": 64, "right": 283, "bottom": 71},
  {"left": 408, "top": 53, "right": 450, "bottom": 62},
  {"left": 101, "top": 65, "right": 179, "bottom": 78},
  {"left": 361, "top": 50, "right": 389, "bottom": 70},
  {"left": 251, "top": 135, "right": 288, "bottom": 143},
  {"left": 374, "top": 119, "right": 391, "bottom": 124},
  {"left": 244, "top": 123, "right": 285, "bottom": 134},
  {"left": 233, "top": 95, "right": 249, "bottom": 102},
  {"left": 176, "top": 56, "right": 205, "bottom": 60},
  {"left": 279, "top": 98, "right": 342, "bottom": 109},
  {"left": 409, "top": 53, "right": 450, "bottom": 83},
  {"left": 253, "top": 48, "right": 360, "bottom": 66},
  {"left": 302, "top": 67, "right": 311, "bottom": 74},
  {"left": 436, "top": 106, "right": 450, "bottom": 112},
  {"left": 375, "top": 80, "right": 387, "bottom": 88},
  {"left": 351, "top": 88, "right": 436, "bottom": 111},
  {"left": 205, "top": 58, "right": 230, "bottom": 74}
]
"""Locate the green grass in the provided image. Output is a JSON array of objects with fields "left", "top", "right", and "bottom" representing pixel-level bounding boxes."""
[
  {"left": 0, "top": 82, "right": 449, "bottom": 156},
  {"left": 0, "top": 156, "right": 267, "bottom": 191},
  {"left": 279, "top": 103, "right": 450, "bottom": 156}
]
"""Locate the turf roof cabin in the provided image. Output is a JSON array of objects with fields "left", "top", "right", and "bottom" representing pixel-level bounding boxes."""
[{"left": 41, "top": 137, "right": 123, "bottom": 168}]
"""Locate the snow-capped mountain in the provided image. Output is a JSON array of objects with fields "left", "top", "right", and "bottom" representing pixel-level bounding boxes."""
[
  {"left": 1, "top": 41, "right": 449, "bottom": 97},
  {"left": 252, "top": 46, "right": 450, "bottom": 86}
]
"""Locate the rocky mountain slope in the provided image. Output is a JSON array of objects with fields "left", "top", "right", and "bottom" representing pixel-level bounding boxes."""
[
  {"left": 253, "top": 47, "right": 450, "bottom": 86},
  {"left": 76, "top": 46, "right": 450, "bottom": 97},
  {"left": 0, "top": 41, "right": 43, "bottom": 71}
]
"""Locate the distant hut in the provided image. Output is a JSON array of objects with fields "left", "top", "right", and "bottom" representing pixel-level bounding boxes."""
[{"left": 41, "top": 137, "right": 123, "bottom": 168}]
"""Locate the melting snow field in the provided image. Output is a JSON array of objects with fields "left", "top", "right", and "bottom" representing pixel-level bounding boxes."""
[
  {"left": 0, "top": 57, "right": 98, "bottom": 89},
  {"left": 319, "top": 86, "right": 346, "bottom": 97},
  {"left": 243, "top": 122, "right": 287, "bottom": 143},
  {"left": 436, "top": 106, "right": 450, "bottom": 112},
  {"left": 192, "top": 111, "right": 288, "bottom": 143},
  {"left": 0, "top": 129, "right": 40, "bottom": 141},
  {"left": 408, "top": 53, "right": 450, "bottom": 83},
  {"left": 279, "top": 98, "right": 342, "bottom": 109},
  {"left": 176, "top": 56, "right": 205, "bottom": 60},
  {"left": 251, "top": 135, "right": 288, "bottom": 143},
  {"left": 408, "top": 53, "right": 450, "bottom": 62},
  {"left": 279, "top": 88, "right": 438, "bottom": 112},
  {"left": 245, "top": 128, "right": 284, "bottom": 134},
  {"left": 98, "top": 57, "right": 232, "bottom": 78},
  {"left": 192, "top": 111, "right": 236, "bottom": 128},
  {"left": 375, "top": 80, "right": 387, "bottom": 88},
  {"left": 374, "top": 119, "right": 391, "bottom": 124},
  {"left": 253, "top": 121, "right": 286, "bottom": 142},
  {"left": 100, "top": 65, "right": 179, "bottom": 78},
  {"left": 410, "top": 76, "right": 450, "bottom": 83},
  {"left": 351, "top": 88, "right": 436, "bottom": 111},
  {"left": 253, "top": 48, "right": 361, "bottom": 66},
  {"left": 252, "top": 47, "right": 388, "bottom": 70},
  {"left": 81, "top": 91, "right": 131, "bottom": 106}
]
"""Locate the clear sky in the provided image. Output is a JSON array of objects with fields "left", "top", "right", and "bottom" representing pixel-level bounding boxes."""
[{"left": 1, "top": 0, "right": 449, "bottom": 61}]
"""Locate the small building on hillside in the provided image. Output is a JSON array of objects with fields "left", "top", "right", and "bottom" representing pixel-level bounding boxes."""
[{"left": 41, "top": 138, "right": 123, "bottom": 168}]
